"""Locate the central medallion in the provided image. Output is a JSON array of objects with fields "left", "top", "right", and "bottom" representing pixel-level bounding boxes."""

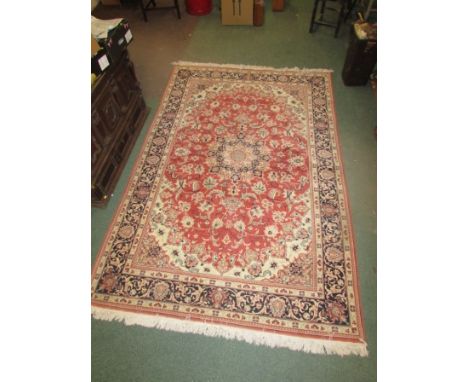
[
  {"left": 208, "top": 133, "right": 270, "bottom": 182},
  {"left": 228, "top": 148, "right": 248, "bottom": 163}
]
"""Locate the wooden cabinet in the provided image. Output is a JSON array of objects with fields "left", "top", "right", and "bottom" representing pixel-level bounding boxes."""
[
  {"left": 92, "top": 49, "right": 148, "bottom": 207},
  {"left": 342, "top": 24, "right": 377, "bottom": 86}
]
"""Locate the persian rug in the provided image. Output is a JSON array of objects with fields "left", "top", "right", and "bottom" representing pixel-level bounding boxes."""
[{"left": 91, "top": 62, "right": 367, "bottom": 356}]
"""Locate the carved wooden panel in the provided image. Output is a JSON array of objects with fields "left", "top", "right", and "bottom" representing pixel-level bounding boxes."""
[{"left": 91, "top": 50, "right": 148, "bottom": 207}]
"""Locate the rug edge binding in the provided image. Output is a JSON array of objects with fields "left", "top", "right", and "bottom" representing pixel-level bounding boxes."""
[
  {"left": 92, "top": 305, "right": 368, "bottom": 357},
  {"left": 172, "top": 61, "right": 334, "bottom": 74}
]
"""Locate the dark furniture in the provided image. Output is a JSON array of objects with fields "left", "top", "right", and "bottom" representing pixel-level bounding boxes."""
[
  {"left": 91, "top": 49, "right": 149, "bottom": 207},
  {"left": 309, "top": 0, "right": 356, "bottom": 37},
  {"left": 139, "top": 0, "right": 181, "bottom": 22},
  {"left": 342, "top": 23, "right": 377, "bottom": 86}
]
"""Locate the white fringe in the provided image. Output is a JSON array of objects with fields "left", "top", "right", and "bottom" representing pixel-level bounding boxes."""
[
  {"left": 172, "top": 61, "right": 333, "bottom": 74},
  {"left": 92, "top": 306, "right": 368, "bottom": 357}
]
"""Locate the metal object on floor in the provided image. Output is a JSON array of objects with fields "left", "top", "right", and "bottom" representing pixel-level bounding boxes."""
[
  {"left": 272, "top": 0, "right": 285, "bottom": 12},
  {"left": 139, "top": 0, "right": 181, "bottom": 22},
  {"left": 186, "top": 0, "right": 213, "bottom": 15},
  {"left": 309, "top": 0, "right": 357, "bottom": 38}
]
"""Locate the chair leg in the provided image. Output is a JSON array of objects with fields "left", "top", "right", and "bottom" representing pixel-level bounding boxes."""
[
  {"left": 344, "top": 0, "right": 357, "bottom": 22},
  {"left": 364, "top": 0, "right": 375, "bottom": 20},
  {"left": 319, "top": 0, "right": 326, "bottom": 22},
  {"left": 334, "top": 1, "right": 346, "bottom": 37},
  {"left": 139, "top": 0, "right": 148, "bottom": 22},
  {"left": 309, "top": 0, "right": 320, "bottom": 33},
  {"left": 174, "top": 0, "right": 181, "bottom": 19}
]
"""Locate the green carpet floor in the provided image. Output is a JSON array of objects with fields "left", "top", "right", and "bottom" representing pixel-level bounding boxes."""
[{"left": 92, "top": 2, "right": 376, "bottom": 381}]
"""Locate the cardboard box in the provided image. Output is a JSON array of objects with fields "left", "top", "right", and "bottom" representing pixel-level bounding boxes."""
[{"left": 221, "top": 0, "right": 253, "bottom": 25}]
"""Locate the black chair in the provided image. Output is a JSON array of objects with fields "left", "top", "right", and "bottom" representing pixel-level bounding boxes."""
[
  {"left": 309, "top": 0, "right": 357, "bottom": 38},
  {"left": 139, "top": 0, "right": 181, "bottom": 22}
]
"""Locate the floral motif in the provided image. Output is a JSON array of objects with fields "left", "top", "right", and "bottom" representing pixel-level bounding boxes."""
[
  {"left": 325, "top": 247, "right": 344, "bottom": 263},
  {"left": 326, "top": 302, "right": 347, "bottom": 324},
  {"left": 153, "top": 282, "right": 170, "bottom": 300},
  {"left": 118, "top": 225, "right": 134, "bottom": 240},
  {"left": 210, "top": 288, "right": 228, "bottom": 308},
  {"left": 269, "top": 297, "right": 287, "bottom": 318},
  {"left": 98, "top": 273, "right": 116, "bottom": 292}
]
